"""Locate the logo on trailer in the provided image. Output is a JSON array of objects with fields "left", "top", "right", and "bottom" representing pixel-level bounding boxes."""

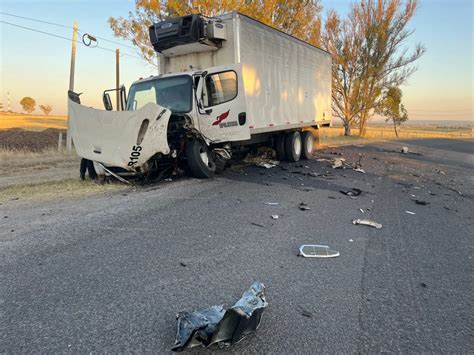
[{"left": 212, "top": 110, "right": 230, "bottom": 126}]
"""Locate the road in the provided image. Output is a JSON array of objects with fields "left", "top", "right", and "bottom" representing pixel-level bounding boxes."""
[{"left": 1, "top": 139, "right": 473, "bottom": 353}]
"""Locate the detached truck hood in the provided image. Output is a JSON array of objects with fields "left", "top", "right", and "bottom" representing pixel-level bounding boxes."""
[{"left": 68, "top": 99, "right": 172, "bottom": 171}]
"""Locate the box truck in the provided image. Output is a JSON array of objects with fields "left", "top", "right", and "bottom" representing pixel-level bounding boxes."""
[{"left": 68, "top": 12, "right": 332, "bottom": 180}]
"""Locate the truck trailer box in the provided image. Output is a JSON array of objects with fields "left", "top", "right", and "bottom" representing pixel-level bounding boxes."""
[{"left": 158, "top": 12, "right": 332, "bottom": 134}]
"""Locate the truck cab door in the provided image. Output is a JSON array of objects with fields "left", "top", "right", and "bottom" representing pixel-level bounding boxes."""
[{"left": 196, "top": 64, "right": 250, "bottom": 143}]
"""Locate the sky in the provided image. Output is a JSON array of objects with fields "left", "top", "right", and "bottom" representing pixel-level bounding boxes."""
[{"left": 0, "top": 0, "right": 473, "bottom": 121}]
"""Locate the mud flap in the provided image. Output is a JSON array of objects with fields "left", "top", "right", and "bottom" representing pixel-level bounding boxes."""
[{"left": 68, "top": 99, "right": 172, "bottom": 171}]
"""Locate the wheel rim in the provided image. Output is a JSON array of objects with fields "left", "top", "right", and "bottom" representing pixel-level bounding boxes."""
[
  {"left": 199, "top": 148, "right": 209, "bottom": 166},
  {"left": 306, "top": 134, "right": 314, "bottom": 153},
  {"left": 294, "top": 135, "right": 302, "bottom": 155}
]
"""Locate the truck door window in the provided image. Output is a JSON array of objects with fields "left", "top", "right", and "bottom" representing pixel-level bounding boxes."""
[{"left": 205, "top": 71, "right": 237, "bottom": 107}]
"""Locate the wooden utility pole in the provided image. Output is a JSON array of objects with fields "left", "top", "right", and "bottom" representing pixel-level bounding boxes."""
[
  {"left": 67, "top": 21, "right": 78, "bottom": 151},
  {"left": 116, "top": 48, "right": 120, "bottom": 110}
]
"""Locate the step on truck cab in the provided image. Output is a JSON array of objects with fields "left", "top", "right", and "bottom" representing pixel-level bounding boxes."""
[{"left": 68, "top": 12, "right": 332, "bottom": 180}]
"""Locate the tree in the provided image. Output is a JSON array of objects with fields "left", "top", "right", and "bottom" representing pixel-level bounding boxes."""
[
  {"left": 322, "top": 0, "right": 424, "bottom": 136},
  {"left": 20, "top": 97, "right": 36, "bottom": 114},
  {"left": 109, "top": 0, "right": 321, "bottom": 67},
  {"left": 377, "top": 87, "right": 408, "bottom": 137},
  {"left": 39, "top": 104, "right": 53, "bottom": 116}
]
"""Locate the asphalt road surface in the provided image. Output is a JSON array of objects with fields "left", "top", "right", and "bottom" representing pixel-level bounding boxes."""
[{"left": 1, "top": 139, "right": 473, "bottom": 353}]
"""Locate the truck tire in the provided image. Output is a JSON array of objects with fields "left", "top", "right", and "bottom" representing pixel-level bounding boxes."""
[
  {"left": 275, "top": 133, "right": 287, "bottom": 160},
  {"left": 186, "top": 139, "right": 216, "bottom": 179},
  {"left": 285, "top": 131, "right": 302, "bottom": 162},
  {"left": 301, "top": 131, "right": 314, "bottom": 160}
]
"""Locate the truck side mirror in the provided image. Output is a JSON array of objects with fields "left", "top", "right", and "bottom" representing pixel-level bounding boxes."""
[{"left": 103, "top": 93, "right": 113, "bottom": 111}]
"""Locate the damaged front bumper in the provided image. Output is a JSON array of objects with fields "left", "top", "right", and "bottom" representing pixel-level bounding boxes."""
[{"left": 68, "top": 98, "right": 172, "bottom": 174}]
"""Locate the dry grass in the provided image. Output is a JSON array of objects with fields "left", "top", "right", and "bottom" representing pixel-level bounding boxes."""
[
  {"left": 318, "top": 125, "right": 473, "bottom": 142},
  {"left": 0, "top": 178, "right": 127, "bottom": 203},
  {"left": 0, "top": 112, "right": 67, "bottom": 131},
  {"left": 0, "top": 148, "right": 73, "bottom": 169}
]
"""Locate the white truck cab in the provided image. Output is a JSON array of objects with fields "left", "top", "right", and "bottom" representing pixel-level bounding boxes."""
[{"left": 68, "top": 12, "right": 331, "bottom": 180}]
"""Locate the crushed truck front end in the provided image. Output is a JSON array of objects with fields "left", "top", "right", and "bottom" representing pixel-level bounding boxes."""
[{"left": 68, "top": 97, "right": 172, "bottom": 175}]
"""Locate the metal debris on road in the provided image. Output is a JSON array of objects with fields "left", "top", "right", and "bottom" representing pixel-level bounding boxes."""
[
  {"left": 271, "top": 215, "right": 279, "bottom": 219},
  {"left": 413, "top": 199, "right": 430, "bottom": 206},
  {"left": 405, "top": 210, "right": 416, "bottom": 215},
  {"left": 340, "top": 188, "right": 362, "bottom": 197},
  {"left": 353, "top": 168, "right": 366, "bottom": 174},
  {"left": 401, "top": 146, "right": 409, "bottom": 154},
  {"left": 251, "top": 222, "right": 266, "bottom": 228},
  {"left": 299, "top": 245, "right": 340, "bottom": 258},
  {"left": 299, "top": 203, "right": 311, "bottom": 211},
  {"left": 171, "top": 282, "right": 268, "bottom": 352},
  {"left": 296, "top": 305, "right": 313, "bottom": 318},
  {"left": 265, "top": 202, "right": 279, "bottom": 205},
  {"left": 332, "top": 158, "right": 345, "bottom": 169},
  {"left": 359, "top": 208, "right": 364, "bottom": 213},
  {"left": 352, "top": 219, "right": 383, "bottom": 229},
  {"left": 256, "top": 161, "right": 278, "bottom": 169}
]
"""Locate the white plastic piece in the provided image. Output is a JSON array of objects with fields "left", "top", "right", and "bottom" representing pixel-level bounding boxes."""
[
  {"left": 299, "top": 245, "right": 340, "bottom": 258},
  {"left": 405, "top": 211, "right": 416, "bottom": 215}
]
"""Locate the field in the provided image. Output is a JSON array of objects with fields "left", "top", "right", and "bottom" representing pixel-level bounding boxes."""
[{"left": 0, "top": 112, "right": 67, "bottom": 131}]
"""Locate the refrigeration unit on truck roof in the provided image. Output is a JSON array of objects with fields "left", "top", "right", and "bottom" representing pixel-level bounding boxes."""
[{"left": 68, "top": 12, "right": 332, "bottom": 181}]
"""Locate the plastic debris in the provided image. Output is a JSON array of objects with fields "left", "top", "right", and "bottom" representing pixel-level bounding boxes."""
[
  {"left": 299, "top": 245, "right": 340, "bottom": 258},
  {"left": 265, "top": 202, "right": 279, "bottom": 205},
  {"left": 401, "top": 146, "right": 409, "bottom": 154},
  {"left": 353, "top": 168, "right": 366, "bottom": 174},
  {"left": 352, "top": 219, "right": 383, "bottom": 229},
  {"left": 271, "top": 215, "right": 279, "bottom": 219},
  {"left": 340, "top": 188, "right": 362, "bottom": 197},
  {"left": 171, "top": 282, "right": 268, "bottom": 352},
  {"left": 359, "top": 208, "right": 364, "bottom": 213},
  {"left": 349, "top": 239, "right": 354, "bottom": 242},
  {"left": 405, "top": 210, "right": 416, "bottom": 215}
]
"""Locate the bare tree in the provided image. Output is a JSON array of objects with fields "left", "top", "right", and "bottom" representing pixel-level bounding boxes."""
[
  {"left": 322, "top": 0, "right": 424, "bottom": 136},
  {"left": 39, "top": 104, "right": 53, "bottom": 116},
  {"left": 377, "top": 86, "right": 408, "bottom": 137},
  {"left": 108, "top": 0, "right": 321, "bottom": 67}
]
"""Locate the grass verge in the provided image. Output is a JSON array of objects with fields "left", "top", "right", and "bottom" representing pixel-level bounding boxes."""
[{"left": 0, "top": 178, "right": 127, "bottom": 203}]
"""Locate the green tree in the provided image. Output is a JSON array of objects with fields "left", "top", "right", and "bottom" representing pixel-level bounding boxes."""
[
  {"left": 322, "top": 0, "right": 424, "bottom": 136},
  {"left": 377, "top": 87, "right": 408, "bottom": 137},
  {"left": 20, "top": 97, "right": 36, "bottom": 114},
  {"left": 39, "top": 104, "right": 53, "bottom": 116},
  {"left": 108, "top": 0, "right": 321, "bottom": 67}
]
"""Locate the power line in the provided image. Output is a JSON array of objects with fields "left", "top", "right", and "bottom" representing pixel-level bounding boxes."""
[
  {"left": 0, "top": 11, "right": 71, "bottom": 29},
  {"left": 0, "top": 11, "right": 137, "bottom": 50},
  {"left": 0, "top": 20, "right": 143, "bottom": 60}
]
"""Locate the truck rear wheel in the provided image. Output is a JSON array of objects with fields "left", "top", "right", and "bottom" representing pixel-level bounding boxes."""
[
  {"left": 301, "top": 131, "right": 314, "bottom": 160},
  {"left": 285, "top": 131, "right": 302, "bottom": 162},
  {"left": 186, "top": 139, "right": 216, "bottom": 179}
]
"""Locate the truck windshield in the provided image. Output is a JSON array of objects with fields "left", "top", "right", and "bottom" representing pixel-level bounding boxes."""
[{"left": 127, "top": 75, "right": 192, "bottom": 113}]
